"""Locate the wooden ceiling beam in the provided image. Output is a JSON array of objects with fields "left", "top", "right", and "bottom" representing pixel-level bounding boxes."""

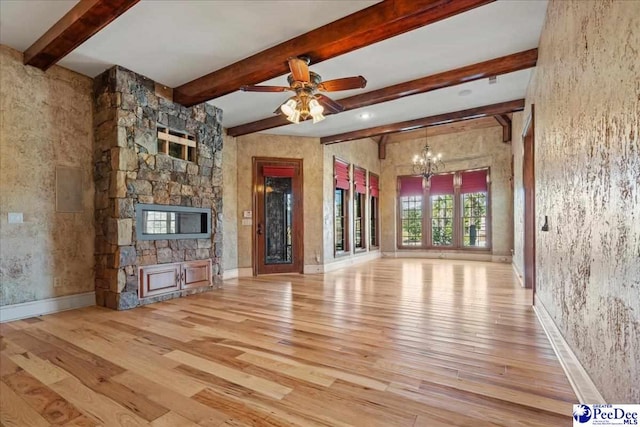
[
  {"left": 321, "top": 99, "right": 525, "bottom": 144},
  {"left": 174, "top": 0, "right": 494, "bottom": 107},
  {"left": 24, "top": 0, "right": 140, "bottom": 71},
  {"left": 378, "top": 135, "right": 388, "bottom": 160},
  {"left": 227, "top": 49, "right": 537, "bottom": 137},
  {"left": 494, "top": 114, "right": 512, "bottom": 143}
]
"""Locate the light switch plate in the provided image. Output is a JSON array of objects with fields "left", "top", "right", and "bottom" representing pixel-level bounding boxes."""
[{"left": 8, "top": 212, "right": 23, "bottom": 223}]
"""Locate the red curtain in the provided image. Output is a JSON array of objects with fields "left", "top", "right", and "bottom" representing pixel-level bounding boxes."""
[
  {"left": 370, "top": 174, "right": 379, "bottom": 198},
  {"left": 461, "top": 169, "right": 488, "bottom": 193},
  {"left": 354, "top": 167, "right": 366, "bottom": 194},
  {"left": 398, "top": 176, "right": 423, "bottom": 197},
  {"left": 335, "top": 159, "right": 350, "bottom": 190},
  {"left": 263, "top": 166, "right": 295, "bottom": 177},
  {"left": 429, "top": 174, "right": 454, "bottom": 196}
]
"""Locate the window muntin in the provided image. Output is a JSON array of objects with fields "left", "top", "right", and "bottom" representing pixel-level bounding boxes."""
[
  {"left": 396, "top": 168, "right": 490, "bottom": 250},
  {"left": 354, "top": 192, "right": 365, "bottom": 250},
  {"left": 370, "top": 195, "right": 379, "bottom": 247},
  {"left": 335, "top": 188, "right": 347, "bottom": 252},
  {"left": 462, "top": 192, "right": 487, "bottom": 247},
  {"left": 400, "top": 195, "right": 422, "bottom": 246},
  {"left": 431, "top": 194, "right": 454, "bottom": 246}
]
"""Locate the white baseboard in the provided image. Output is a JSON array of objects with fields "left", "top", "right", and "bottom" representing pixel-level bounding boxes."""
[
  {"left": 0, "top": 291, "right": 96, "bottom": 323},
  {"left": 303, "top": 264, "right": 324, "bottom": 274},
  {"left": 223, "top": 267, "right": 252, "bottom": 280},
  {"left": 222, "top": 268, "right": 238, "bottom": 280},
  {"left": 512, "top": 262, "right": 525, "bottom": 287},
  {"left": 323, "top": 250, "right": 381, "bottom": 273},
  {"left": 383, "top": 251, "right": 511, "bottom": 264},
  {"left": 533, "top": 302, "right": 605, "bottom": 404}
]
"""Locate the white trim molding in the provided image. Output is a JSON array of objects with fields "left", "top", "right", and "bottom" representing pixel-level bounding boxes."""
[
  {"left": 512, "top": 262, "right": 525, "bottom": 287},
  {"left": 222, "top": 267, "right": 252, "bottom": 280},
  {"left": 0, "top": 291, "right": 96, "bottom": 323},
  {"left": 383, "top": 250, "right": 511, "bottom": 264},
  {"left": 533, "top": 302, "right": 606, "bottom": 404},
  {"left": 322, "top": 250, "right": 381, "bottom": 274}
]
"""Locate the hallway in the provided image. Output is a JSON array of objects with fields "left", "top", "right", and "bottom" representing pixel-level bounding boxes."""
[{"left": 1, "top": 259, "right": 575, "bottom": 426}]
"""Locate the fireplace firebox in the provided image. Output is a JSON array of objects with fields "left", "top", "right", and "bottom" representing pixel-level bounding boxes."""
[{"left": 136, "top": 204, "right": 211, "bottom": 241}]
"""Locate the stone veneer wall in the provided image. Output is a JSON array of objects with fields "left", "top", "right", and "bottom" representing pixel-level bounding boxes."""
[
  {"left": 516, "top": 0, "right": 639, "bottom": 402},
  {"left": 93, "top": 66, "right": 223, "bottom": 310}
]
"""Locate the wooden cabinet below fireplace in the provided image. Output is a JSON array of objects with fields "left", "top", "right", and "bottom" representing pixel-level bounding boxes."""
[{"left": 139, "top": 259, "right": 212, "bottom": 298}]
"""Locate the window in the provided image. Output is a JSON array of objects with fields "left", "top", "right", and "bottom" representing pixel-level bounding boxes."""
[
  {"left": 334, "top": 158, "right": 350, "bottom": 253},
  {"left": 398, "top": 176, "right": 423, "bottom": 246},
  {"left": 397, "top": 169, "right": 490, "bottom": 249},
  {"left": 429, "top": 174, "right": 455, "bottom": 246},
  {"left": 353, "top": 166, "right": 367, "bottom": 251},
  {"left": 461, "top": 170, "right": 489, "bottom": 247},
  {"left": 369, "top": 173, "right": 380, "bottom": 247}
]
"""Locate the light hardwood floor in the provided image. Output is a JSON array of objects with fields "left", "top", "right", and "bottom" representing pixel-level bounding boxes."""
[{"left": 0, "top": 258, "right": 576, "bottom": 426}]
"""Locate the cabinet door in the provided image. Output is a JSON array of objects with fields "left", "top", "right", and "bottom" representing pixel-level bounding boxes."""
[
  {"left": 182, "top": 259, "right": 212, "bottom": 290},
  {"left": 139, "top": 263, "right": 180, "bottom": 298}
]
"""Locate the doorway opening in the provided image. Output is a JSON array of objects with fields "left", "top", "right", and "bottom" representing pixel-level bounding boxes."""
[{"left": 522, "top": 105, "right": 536, "bottom": 302}]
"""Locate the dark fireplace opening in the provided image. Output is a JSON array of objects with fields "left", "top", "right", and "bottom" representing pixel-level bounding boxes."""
[{"left": 136, "top": 204, "right": 211, "bottom": 241}]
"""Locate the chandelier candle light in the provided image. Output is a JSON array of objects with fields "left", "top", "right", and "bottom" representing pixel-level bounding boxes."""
[{"left": 412, "top": 143, "right": 444, "bottom": 181}]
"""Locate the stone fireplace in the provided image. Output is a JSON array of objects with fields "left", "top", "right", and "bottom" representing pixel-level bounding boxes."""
[{"left": 93, "top": 66, "right": 223, "bottom": 310}]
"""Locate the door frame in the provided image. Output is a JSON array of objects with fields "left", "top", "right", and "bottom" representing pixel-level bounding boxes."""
[
  {"left": 522, "top": 105, "right": 536, "bottom": 300},
  {"left": 252, "top": 157, "right": 304, "bottom": 275}
]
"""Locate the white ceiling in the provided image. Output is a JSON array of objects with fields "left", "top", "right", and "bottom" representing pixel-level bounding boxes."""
[{"left": 0, "top": 0, "right": 548, "bottom": 139}]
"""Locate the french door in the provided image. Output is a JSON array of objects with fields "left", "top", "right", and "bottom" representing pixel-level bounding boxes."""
[{"left": 253, "top": 158, "right": 303, "bottom": 275}]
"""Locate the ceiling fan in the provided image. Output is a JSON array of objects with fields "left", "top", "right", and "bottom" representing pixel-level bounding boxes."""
[{"left": 240, "top": 57, "right": 367, "bottom": 124}]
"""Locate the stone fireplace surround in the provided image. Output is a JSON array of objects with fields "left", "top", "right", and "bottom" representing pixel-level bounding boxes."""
[{"left": 93, "top": 66, "right": 223, "bottom": 310}]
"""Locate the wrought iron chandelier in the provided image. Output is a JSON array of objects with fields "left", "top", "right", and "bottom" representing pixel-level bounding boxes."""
[{"left": 412, "top": 142, "right": 444, "bottom": 180}]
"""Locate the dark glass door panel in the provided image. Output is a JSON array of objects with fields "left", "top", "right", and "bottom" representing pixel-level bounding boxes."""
[{"left": 264, "top": 177, "right": 293, "bottom": 265}]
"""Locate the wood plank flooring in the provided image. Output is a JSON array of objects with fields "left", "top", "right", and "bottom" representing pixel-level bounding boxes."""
[{"left": 0, "top": 258, "right": 576, "bottom": 426}]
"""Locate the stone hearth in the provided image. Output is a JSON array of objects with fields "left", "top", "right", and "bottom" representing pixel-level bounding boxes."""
[{"left": 93, "top": 66, "right": 223, "bottom": 310}]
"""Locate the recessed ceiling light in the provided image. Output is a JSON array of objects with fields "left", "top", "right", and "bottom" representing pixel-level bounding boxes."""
[
  {"left": 359, "top": 112, "right": 371, "bottom": 120},
  {"left": 458, "top": 89, "right": 472, "bottom": 96}
]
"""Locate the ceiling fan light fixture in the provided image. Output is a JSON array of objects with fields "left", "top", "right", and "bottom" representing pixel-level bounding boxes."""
[
  {"left": 309, "top": 98, "right": 324, "bottom": 115},
  {"left": 287, "top": 109, "right": 301, "bottom": 124},
  {"left": 281, "top": 98, "right": 297, "bottom": 116},
  {"left": 312, "top": 112, "right": 325, "bottom": 124}
]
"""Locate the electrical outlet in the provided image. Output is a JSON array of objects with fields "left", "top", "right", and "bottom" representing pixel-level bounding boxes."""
[{"left": 8, "top": 212, "right": 23, "bottom": 223}]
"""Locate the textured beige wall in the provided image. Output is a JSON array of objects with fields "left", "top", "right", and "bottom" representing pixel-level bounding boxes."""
[
  {"left": 222, "top": 133, "right": 238, "bottom": 272},
  {"left": 235, "top": 133, "right": 323, "bottom": 268},
  {"left": 0, "top": 45, "right": 95, "bottom": 305},
  {"left": 511, "top": 111, "right": 525, "bottom": 279},
  {"left": 380, "top": 126, "right": 513, "bottom": 257},
  {"left": 517, "top": 0, "right": 639, "bottom": 402},
  {"left": 322, "top": 138, "right": 381, "bottom": 262}
]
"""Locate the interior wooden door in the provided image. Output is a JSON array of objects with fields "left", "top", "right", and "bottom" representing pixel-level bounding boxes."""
[
  {"left": 253, "top": 158, "right": 303, "bottom": 275},
  {"left": 522, "top": 106, "right": 536, "bottom": 297}
]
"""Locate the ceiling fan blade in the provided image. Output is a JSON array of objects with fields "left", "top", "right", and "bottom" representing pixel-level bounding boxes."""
[
  {"left": 315, "top": 94, "right": 345, "bottom": 114},
  {"left": 288, "top": 57, "right": 310, "bottom": 83},
  {"left": 318, "top": 76, "right": 367, "bottom": 92},
  {"left": 240, "top": 85, "right": 291, "bottom": 92}
]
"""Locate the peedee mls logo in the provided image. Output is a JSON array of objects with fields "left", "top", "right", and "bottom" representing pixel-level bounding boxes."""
[{"left": 573, "top": 404, "right": 640, "bottom": 426}]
